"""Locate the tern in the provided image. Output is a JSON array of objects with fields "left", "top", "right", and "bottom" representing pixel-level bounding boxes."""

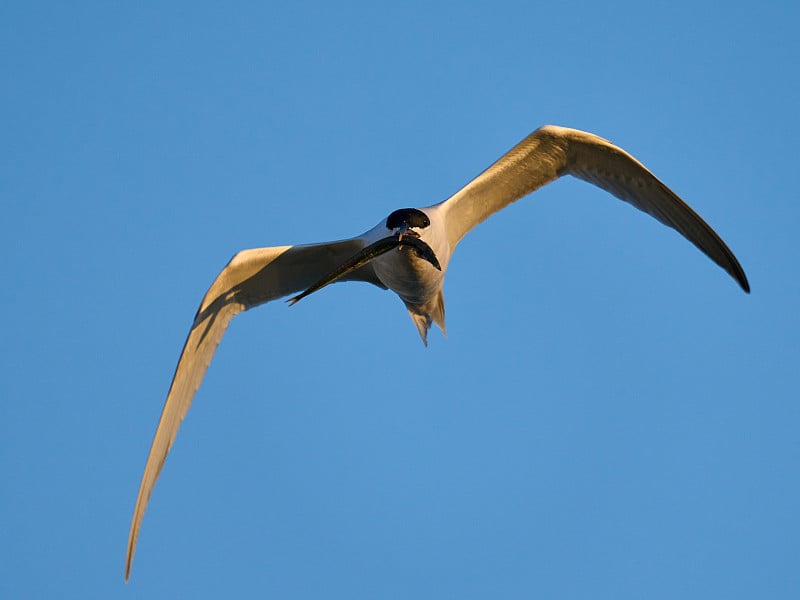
[{"left": 125, "top": 125, "right": 749, "bottom": 580}]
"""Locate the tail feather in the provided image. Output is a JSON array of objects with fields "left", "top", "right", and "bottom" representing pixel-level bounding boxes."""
[{"left": 405, "top": 289, "right": 446, "bottom": 346}]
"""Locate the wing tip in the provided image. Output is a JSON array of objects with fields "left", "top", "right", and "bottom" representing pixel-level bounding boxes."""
[
  {"left": 124, "top": 546, "right": 134, "bottom": 582},
  {"left": 737, "top": 272, "right": 751, "bottom": 294},
  {"left": 125, "top": 520, "right": 138, "bottom": 582},
  {"left": 723, "top": 251, "right": 750, "bottom": 294}
]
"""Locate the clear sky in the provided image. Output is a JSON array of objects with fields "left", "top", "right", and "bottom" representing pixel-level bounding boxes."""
[{"left": 2, "top": 1, "right": 798, "bottom": 598}]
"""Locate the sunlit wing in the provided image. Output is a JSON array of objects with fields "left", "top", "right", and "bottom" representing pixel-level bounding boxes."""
[
  {"left": 125, "top": 238, "right": 385, "bottom": 580},
  {"left": 435, "top": 125, "right": 749, "bottom": 292}
]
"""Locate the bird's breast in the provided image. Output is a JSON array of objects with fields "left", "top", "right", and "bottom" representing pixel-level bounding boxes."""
[{"left": 372, "top": 246, "right": 445, "bottom": 305}]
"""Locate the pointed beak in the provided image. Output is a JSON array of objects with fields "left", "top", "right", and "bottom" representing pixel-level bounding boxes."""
[{"left": 395, "top": 224, "right": 419, "bottom": 240}]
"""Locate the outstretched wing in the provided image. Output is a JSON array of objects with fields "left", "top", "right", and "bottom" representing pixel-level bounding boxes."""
[
  {"left": 126, "top": 238, "right": 384, "bottom": 580},
  {"left": 435, "top": 125, "right": 749, "bottom": 292}
]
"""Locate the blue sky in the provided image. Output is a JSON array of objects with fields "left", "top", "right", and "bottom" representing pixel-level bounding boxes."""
[{"left": 2, "top": 1, "right": 798, "bottom": 598}]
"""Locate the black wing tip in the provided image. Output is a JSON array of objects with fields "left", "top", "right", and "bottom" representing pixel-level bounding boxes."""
[
  {"left": 716, "top": 262, "right": 749, "bottom": 294},
  {"left": 726, "top": 257, "right": 750, "bottom": 294},
  {"left": 738, "top": 273, "right": 751, "bottom": 294}
]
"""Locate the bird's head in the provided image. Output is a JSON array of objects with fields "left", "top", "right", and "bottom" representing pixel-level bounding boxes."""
[{"left": 385, "top": 208, "right": 431, "bottom": 239}]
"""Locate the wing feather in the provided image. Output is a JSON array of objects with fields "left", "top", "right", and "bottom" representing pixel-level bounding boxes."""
[
  {"left": 125, "top": 238, "right": 383, "bottom": 580},
  {"left": 437, "top": 125, "right": 749, "bottom": 292}
]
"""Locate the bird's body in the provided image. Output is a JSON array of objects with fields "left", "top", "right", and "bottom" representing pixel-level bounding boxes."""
[
  {"left": 369, "top": 207, "right": 451, "bottom": 340},
  {"left": 125, "top": 124, "right": 749, "bottom": 580}
]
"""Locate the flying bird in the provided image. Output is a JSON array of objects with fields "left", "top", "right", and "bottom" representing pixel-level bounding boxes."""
[{"left": 125, "top": 125, "right": 749, "bottom": 580}]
